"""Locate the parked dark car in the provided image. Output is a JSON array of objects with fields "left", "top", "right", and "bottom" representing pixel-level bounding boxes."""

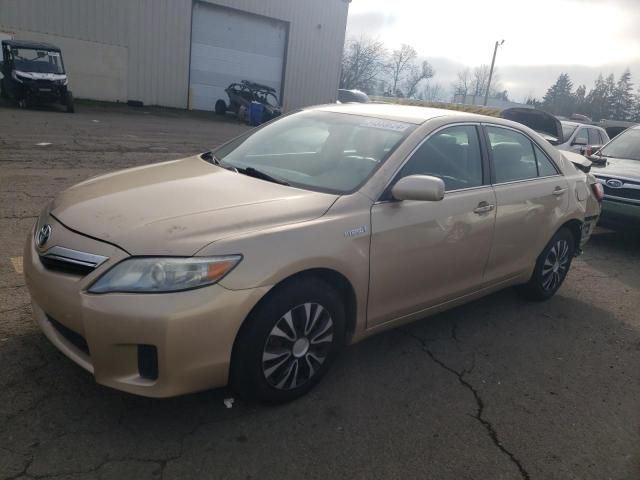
[
  {"left": 0, "top": 40, "right": 74, "bottom": 112},
  {"left": 499, "top": 107, "right": 564, "bottom": 145},
  {"left": 337, "top": 89, "right": 370, "bottom": 103}
]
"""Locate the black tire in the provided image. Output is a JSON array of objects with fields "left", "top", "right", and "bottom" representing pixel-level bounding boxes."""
[
  {"left": 517, "top": 228, "right": 575, "bottom": 301},
  {"left": 231, "top": 277, "right": 345, "bottom": 403},
  {"left": 214, "top": 99, "right": 227, "bottom": 115},
  {"left": 65, "top": 92, "right": 75, "bottom": 113}
]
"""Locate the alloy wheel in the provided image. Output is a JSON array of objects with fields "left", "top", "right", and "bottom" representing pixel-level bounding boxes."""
[
  {"left": 541, "top": 239, "right": 570, "bottom": 292},
  {"left": 262, "top": 303, "right": 334, "bottom": 390}
]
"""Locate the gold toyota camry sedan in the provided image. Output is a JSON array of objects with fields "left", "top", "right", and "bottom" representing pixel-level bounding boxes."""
[{"left": 25, "top": 104, "right": 602, "bottom": 402}]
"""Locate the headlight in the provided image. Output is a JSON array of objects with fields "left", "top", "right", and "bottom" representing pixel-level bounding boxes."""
[
  {"left": 56, "top": 78, "right": 68, "bottom": 86},
  {"left": 88, "top": 256, "right": 242, "bottom": 294}
]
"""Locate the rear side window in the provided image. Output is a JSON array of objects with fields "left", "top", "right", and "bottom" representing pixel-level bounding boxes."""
[
  {"left": 588, "top": 128, "right": 601, "bottom": 145},
  {"left": 599, "top": 129, "right": 609, "bottom": 144},
  {"left": 575, "top": 128, "right": 589, "bottom": 144},
  {"left": 533, "top": 144, "right": 559, "bottom": 176},
  {"left": 486, "top": 126, "right": 537, "bottom": 183},
  {"left": 395, "top": 125, "right": 483, "bottom": 191}
]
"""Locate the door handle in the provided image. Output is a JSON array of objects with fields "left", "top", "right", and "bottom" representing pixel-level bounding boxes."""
[
  {"left": 473, "top": 202, "right": 495, "bottom": 214},
  {"left": 553, "top": 187, "right": 567, "bottom": 196}
]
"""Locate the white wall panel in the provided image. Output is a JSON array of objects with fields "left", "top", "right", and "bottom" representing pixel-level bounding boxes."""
[
  {"left": 0, "top": 0, "right": 349, "bottom": 110},
  {"left": 189, "top": 2, "right": 286, "bottom": 111}
]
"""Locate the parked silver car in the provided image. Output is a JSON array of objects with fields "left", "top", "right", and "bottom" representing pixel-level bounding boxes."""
[
  {"left": 589, "top": 125, "right": 640, "bottom": 221},
  {"left": 559, "top": 122, "right": 610, "bottom": 156}
]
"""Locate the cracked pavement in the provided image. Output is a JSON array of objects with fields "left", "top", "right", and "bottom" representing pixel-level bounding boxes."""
[{"left": 1, "top": 102, "right": 639, "bottom": 480}]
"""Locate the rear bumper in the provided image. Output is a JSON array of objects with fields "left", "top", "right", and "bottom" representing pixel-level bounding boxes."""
[{"left": 24, "top": 219, "right": 269, "bottom": 397}]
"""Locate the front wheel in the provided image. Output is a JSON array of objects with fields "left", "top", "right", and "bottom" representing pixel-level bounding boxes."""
[
  {"left": 231, "top": 278, "right": 345, "bottom": 403},
  {"left": 214, "top": 99, "right": 227, "bottom": 115},
  {"left": 65, "top": 91, "right": 75, "bottom": 113},
  {"left": 518, "top": 228, "right": 575, "bottom": 301}
]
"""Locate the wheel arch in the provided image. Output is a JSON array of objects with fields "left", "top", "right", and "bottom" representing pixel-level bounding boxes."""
[
  {"left": 559, "top": 218, "right": 583, "bottom": 252},
  {"left": 229, "top": 267, "right": 358, "bottom": 385}
]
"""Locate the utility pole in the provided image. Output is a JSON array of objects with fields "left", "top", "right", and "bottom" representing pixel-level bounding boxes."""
[{"left": 484, "top": 40, "right": 504, "bottom": 106}]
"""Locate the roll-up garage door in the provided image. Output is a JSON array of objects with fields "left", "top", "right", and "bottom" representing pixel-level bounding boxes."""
[{"left": 189, "top": 2, "right": 287, "bottom": 111}]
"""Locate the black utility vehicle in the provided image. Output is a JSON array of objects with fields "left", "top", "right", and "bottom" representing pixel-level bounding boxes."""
[
  {"left": 215, "top": 80, "right": 281, "bottom": 121},
  {"left": 1, "top": 40, "right": 74, "bottom": 112}
]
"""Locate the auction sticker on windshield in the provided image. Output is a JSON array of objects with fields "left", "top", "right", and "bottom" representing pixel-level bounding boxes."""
[{"left": 359, "top": 119, "right": 410, "bottom": 132}]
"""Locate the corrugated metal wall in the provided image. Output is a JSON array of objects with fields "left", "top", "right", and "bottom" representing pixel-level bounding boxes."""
[{"left": 0, "top": 0, "right": 349, "bottom": 110}]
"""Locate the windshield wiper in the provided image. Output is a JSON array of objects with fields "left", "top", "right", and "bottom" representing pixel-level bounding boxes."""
[
  {"left": 204, "top": 151, "right": 237, "bottom": 171},
  {"left": 236, "top": 167, "right": 290, "bottom": 186}
]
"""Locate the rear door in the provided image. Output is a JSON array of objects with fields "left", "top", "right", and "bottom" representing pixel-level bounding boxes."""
[
  {"left": 482, "top": 124, "right": 569, "bottom": 284},
  {"left": 367, "top": 124, "right": 497, "bottom": 326}
]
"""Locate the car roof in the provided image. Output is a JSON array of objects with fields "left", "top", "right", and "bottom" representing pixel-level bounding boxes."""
[
  {"left": 1, "top": 39, "right": 61, "bottom": 51},
  {"left": 311, "top": 103, "right": 478, "bottom": 124}
]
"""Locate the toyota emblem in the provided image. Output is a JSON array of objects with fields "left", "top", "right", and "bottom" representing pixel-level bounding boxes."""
[
  {"left": 606, "top": 179, "right": 624, "bottom": 189},
  {"left": 36, "top": 224, "right": 52, "bottom": 248}
]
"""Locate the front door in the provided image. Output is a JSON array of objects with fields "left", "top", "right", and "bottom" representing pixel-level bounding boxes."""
[
  {"left": 482, "top": 125, "right": 570, "bottom": 283},
  {"left": 368, "top": 124, "right": 497, "bottom": 327}
]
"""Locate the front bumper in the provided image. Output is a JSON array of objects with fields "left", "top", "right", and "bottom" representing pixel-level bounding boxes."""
[
  {"left": 24, "top": 218, "right": 269, "bottom": 397},
  {"left": 15, "top": 80, "right": 67, "bottom": 103}
]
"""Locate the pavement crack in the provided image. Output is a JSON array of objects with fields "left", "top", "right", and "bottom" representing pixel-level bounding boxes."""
[
  {"left": 451, "top": 320, "right": 459, "bottom": 343},
  {"left": 399, "top": 329, "right": 531, "bottom": 480}
]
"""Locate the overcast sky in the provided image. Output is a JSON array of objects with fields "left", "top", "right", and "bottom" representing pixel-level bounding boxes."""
[{"left": 346, "top": 0, "right": 640, "bottom": 101}]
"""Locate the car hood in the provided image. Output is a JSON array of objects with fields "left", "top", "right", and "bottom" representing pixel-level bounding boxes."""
[
  {"left": 590, "top": 157, "right": 640, "bottom": 179},
  {"left": 50, "top": 155, "right": 338, "bottom": 255},
  {"left": 500, "top": 108, "right": 563, "bottom": 144}
]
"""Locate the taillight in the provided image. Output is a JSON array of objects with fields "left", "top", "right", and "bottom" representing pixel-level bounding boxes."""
[{"left": 591, "top": 182, "right": 604, "bottom": 202}]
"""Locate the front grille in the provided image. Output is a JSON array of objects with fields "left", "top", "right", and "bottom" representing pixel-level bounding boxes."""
[
  {"left": 38, "top": 246, "right": 108, "bottom": 277},
  {"left": 602, "top": 185, "right": 640, "bottom": 201},
  {"left": 40, "top": 256, "right": 95, "bottom": 276},
  {"left": 47, "top": 316, "right": 90, "bottom": 355},
  {"left": 597, "top": 176, "right": 640, "bottom": 201}
]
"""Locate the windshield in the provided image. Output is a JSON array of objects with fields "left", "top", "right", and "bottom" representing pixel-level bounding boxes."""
[
  {"left": 214, "top": 110, "right": 414, "bottom": 194},
  {"left": 599, "top": 128, "right": 640, "bottom": 161},
  {"left": 11, "top": 47, "right": 64, "bottom": 74},
  {"left": 562, "top": 123, "right": 578, "bottom": 140}
]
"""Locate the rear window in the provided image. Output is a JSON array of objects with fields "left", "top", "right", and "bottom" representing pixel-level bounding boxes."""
[
  {"left": 562, "top": 124, "right": 578, "bottom": 141},
  {"left": 588, "top": 129, "right": 601, "bottom": 145}
]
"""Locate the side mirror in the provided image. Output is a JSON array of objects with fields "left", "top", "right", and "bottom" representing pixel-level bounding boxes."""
[
  {"left": 391, "top": 175, "right": 445, "bottom": 202},
  {"left": 572, "top": 137, "right": 587, "bottom": 146}
]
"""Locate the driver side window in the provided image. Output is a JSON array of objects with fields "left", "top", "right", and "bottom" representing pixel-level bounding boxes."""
[{"left": 395, "top": 125, "right": 483, "bottom": 191}]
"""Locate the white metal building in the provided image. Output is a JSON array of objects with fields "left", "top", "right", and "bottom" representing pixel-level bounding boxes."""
[{"left": 0, "top": 0, "right": 350, "bottom": 111}]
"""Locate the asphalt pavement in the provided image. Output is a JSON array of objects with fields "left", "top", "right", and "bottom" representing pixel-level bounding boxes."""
[{"left": 1, "top": 102, "right": 638, "bottom": 480}]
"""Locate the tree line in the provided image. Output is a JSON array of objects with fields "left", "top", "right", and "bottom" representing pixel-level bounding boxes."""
[
  {"left": 532, "top": 69, "right": 640, "bottom": 122},
  {"left": 340, "top": 37, "right": 442, "bottom": 101},
  {"left": 340, "top": 37, "right": 507, "bottom": 103}
]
